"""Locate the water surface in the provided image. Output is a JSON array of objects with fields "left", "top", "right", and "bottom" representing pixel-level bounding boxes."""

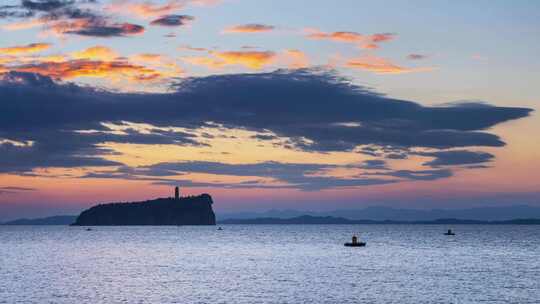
[{"left": 1, "top": 225, "right": 539, "bottom": 303}]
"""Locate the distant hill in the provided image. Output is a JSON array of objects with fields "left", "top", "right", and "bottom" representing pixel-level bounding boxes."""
[
  {"left": 1, "top": 215, "right": 77, "bottom": 225},
  {"left": 219, "top": 215, "right": 540, "bottom": 225},
  {"left": 72, "top": 194, "right": 216, "bottom": 226},
  {"left": 218, "top": 205, "right": 540, "bottom": 221}
]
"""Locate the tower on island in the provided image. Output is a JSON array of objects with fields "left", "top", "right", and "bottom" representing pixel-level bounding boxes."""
[{"left": 175, "top": 186, "right": 180, "bottom": 200}]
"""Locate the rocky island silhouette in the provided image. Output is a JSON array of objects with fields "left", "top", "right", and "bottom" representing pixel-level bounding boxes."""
[{"left": 72, "top": 187, "right": 216, "bottom": 226}]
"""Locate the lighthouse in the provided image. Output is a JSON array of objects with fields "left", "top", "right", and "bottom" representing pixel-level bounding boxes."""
[{"left": 175, "top": 186, "right": 180, "bottom": 200}]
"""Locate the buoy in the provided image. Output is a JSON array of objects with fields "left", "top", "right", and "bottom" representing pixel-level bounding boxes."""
[{"left": 444, "top": 229, "right": 455, "bottom": 236}]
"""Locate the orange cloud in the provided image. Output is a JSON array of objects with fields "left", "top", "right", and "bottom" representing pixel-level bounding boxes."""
[
  {"left": 182, "top": 51, "right": 276, "bottom": 70},
  {"left": 214, "top": 51, "right": 276, "bottom": 69},
  {"left": 131, "top": 53, "right": 163, "bottom": 62},
  {"left": 7, "top": 60, "right": 161, "bottom": 82},
  {"left": 107, "top": 0, "right": 185, "bottom": 19},
  {"left": 346, "top": 55, "right": 431, "bottom": 74},
  {"left": 305, "top": 29, "right": 396, "bottom": 49},
  {"left": 0, "top": 56, "right": 14, "bottom": 65},
  {"left": 223, "top": 24, "right": 275, "bottom": 33},
  {"left": 0, "top": 43, "right": 52, "bottom": 55},
  {"left": 0, "top": 54, "right": 68, "bottom": 66},
  {"left": 130, "top": 53, "right": 184, "bottom": 77},
  {"left": 370, "top": 33, "right": 395, "bottom": 43},
  {"left": 306, "top": 29, "right": 364, "bottom": 42},
  {"left": 71, "top": 46, "right": 119, "bottom": 61},
  {"left": 0, "top": 44, "right": 185, "bottom": 86},
  {"left": 107, "top": 0, "right": 221, "bottom": 19}
]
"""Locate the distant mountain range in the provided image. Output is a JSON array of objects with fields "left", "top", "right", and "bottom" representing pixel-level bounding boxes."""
[
  {"left": 219, "top": 215, "right": 540, "bottom": 225},
  {"left": 1, "top": 215, "right": 77, "bottom": 225},
  {"left": 218, "top": 205, "right": 540, "bottom": 221},
  {"left": 4, "top": 205, "right": 540, "bottom": 225}
]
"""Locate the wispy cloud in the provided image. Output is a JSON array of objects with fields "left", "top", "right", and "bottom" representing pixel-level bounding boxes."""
[
  {"left": 407, "top": 54, "right": 429, "bottom": 60},
  {"left": 0, "top": 186, "right": 36, "bottom": 195},
  {"left": 178, "top": 45, "right": 210, "bottom": 52},
  {"left": 107, "top": 0, "right": 185, "bottom": 19},
  {"left": 346, "top": 55, "right": 431, "bottom": 74},
  {"left": 1, "top": 19, "right": 45, "bottom": 31},
  {"left": 84, "top": 161, "right": 401, "bottom": 191},
  {"left": 150, "top": 14, "right": 194, "bottom": 27},
  {"left": 223, "top": 23, "right": 275, "bottom": 33},
  {"left": 0, "top": 43, "right": 51, "bottom": 55},
  {"left": 106, "top": 0, "right": 220, "bottom": 19},
  {"left": 305, "top": 28, "right": 396, "bottom": 49},
  {"left": 47, "top": 19, "right": 145, "bottom": 37}
]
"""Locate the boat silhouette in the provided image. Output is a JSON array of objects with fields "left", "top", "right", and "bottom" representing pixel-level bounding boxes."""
[{"left": 344, "top": 235, "right": 366, "bottom": 247}]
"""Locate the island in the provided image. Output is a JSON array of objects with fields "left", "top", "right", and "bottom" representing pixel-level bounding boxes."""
[{"left": 72, "top": 187, "right": 216, "bottom": 226}]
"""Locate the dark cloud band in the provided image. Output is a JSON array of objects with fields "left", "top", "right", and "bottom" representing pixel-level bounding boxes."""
[{"left": 0, "top": 69, "right": 532, "bottom": 189}]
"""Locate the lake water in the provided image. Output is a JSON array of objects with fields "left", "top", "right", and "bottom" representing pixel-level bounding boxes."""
[{"left": 1, "top": 225, "right": 539, "bottom": 304}]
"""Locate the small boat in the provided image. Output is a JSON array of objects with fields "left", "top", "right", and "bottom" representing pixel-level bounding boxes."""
[
  {"left": 344, "top": 235, "right": 366, "bottom": 247},
  {"left": 217, "top": 227, "right": 223, "bottom": 231},
  {"left": 444, "top": 229, "right": 455, "bottom": 236},
  {"left": 85, "top": 228, "right": 93, "bottom": 231},
  {"left": 344, "top": 242, "right": 366, "bottom": 247}
]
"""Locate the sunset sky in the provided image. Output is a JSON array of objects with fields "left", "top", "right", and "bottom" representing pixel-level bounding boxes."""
[{"left": 1, "top": 0, "right": 539, "bottom": 220}]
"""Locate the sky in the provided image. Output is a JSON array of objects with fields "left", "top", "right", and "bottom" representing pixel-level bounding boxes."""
[{"left": 0, "top": 0, "right": 539, "bottom": 220}]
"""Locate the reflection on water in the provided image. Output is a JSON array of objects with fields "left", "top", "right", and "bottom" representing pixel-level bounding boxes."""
[{"left": 1, "top": 225, "right": 539, "bottom": 303}]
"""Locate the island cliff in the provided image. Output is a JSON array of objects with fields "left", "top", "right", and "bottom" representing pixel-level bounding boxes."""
[{"left": 72, "top": 190, "right": 216, "bottom": 226}]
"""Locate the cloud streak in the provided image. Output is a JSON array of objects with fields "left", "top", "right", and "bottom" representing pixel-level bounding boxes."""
[
  {"left": 346, "top": 55, "right": 431, "bottom": 74},
  {"left": 83, "top": 161, "right": 400, "bottom": 191},
  {"left": 415, "top": 150, "right": 495, "bottom": 167},
  {"left": 106, "top": 0, "right": 219, "bottom": 19},
  {"left": 51, "top": 19, "right": 145, "bottom": 37},
  {"left": 305, "top": 29, "right": 396, "bottom": 49},
  {"left": 0, "top": 43, "right": 51, "bottom": 55},
  {"left": 150, "top": 14, "right": 194, "bottom": 27},
  {"left": 407, "top": 54, "right": 429, "bottom": 60},
  {"left": 223, "top": 24, "right": 275, "bottom": 33}
]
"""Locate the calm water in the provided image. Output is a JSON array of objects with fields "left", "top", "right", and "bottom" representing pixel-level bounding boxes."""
[{"left": 1, "top": 225, "right": 539, "bottom": 304}]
